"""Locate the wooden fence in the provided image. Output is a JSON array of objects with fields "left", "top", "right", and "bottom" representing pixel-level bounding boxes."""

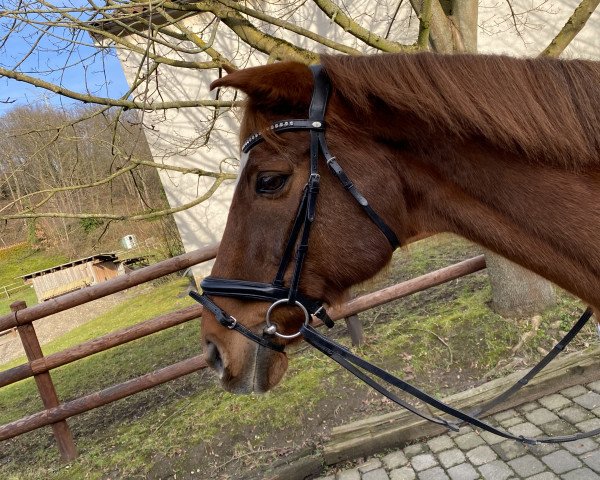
[
  {"left": 0, "top": 242, "right": 486, "bottom": 461},
  {"left": 1, "top": 281, "right": 29, "bottom": 300}
]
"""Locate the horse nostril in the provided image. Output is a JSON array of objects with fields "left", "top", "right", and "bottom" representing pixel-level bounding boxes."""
[{"left": 205, "top": 341, "right": 224, "bottom": 377}]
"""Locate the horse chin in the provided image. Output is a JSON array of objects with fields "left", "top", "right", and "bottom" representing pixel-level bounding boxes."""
[{"left": 220, "top": 345, "right": 289, "bottom": 394}]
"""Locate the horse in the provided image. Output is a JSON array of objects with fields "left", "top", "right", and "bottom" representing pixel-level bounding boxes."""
[{"left": 199, "top": 52, "right": 600, "bottom": 395}]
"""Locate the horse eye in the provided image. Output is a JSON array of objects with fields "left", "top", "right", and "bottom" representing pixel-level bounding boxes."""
[{"left": 256, "top": 174, "right": 289, "bottom": 194}]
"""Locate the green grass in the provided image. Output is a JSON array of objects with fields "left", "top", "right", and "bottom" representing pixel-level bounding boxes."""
[
  {"left": 0, "top": 244, "right": 67, "bottom": 315},
  {"left": 0, "top": 235, "right": 590, "bottom": 480},
  {"left": 0, "top": 278, "right": 196, "bottom": 423}
]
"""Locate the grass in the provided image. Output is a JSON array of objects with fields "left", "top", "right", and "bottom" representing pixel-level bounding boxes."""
[
  {"left": 0, "top": 235, "right": 591, "bottom": 480},
  {"left": 0, "top": 244, "right": 67, "bottom": 315}
]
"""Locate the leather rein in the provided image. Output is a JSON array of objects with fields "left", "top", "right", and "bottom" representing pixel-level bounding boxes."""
[{"left": 191, "top": 65, "right": 599, "bottom": 444}]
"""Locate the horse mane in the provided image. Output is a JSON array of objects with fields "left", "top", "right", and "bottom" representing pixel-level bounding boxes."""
[{"left": 320, "top": 53, "right": 600, "bottom": 169}]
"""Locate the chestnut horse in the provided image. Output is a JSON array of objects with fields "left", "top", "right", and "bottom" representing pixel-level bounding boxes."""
[{"left": 201, "top": 53, "right": 600, "bottom": 394}]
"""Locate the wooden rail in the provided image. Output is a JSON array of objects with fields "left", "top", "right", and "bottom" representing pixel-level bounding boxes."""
[
  {"left": 0, "top": 247, "right": 486, "bottom": 461},
  {"left": 0, "top": 242, "right": 219, "bottom": 332},
  {"left": 1, "top": 282, "right": 29, "bottom": 300}
]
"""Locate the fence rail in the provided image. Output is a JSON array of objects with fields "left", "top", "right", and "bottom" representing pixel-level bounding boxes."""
[
  {"left": 0, "top": 243, "right": 486, "bottom": 462},
  {"left": 1, "top": 282, "right": 29, "bottom": 300}
]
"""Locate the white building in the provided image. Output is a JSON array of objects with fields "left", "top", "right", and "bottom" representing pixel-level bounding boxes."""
[{"left": 99, "top": 1, "right": 599, "bottom": 279}]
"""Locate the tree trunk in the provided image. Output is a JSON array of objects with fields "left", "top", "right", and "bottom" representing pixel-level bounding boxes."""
[{"left": 485, "top": 252, "right": 556, "bottom": 316}]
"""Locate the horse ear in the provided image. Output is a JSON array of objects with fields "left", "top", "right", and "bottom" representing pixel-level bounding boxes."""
[{"left": 210, "top": 62, "right": 314, "bottom": 111}]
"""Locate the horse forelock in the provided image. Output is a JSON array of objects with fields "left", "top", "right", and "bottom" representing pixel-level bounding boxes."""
[{"left": 320, "top": 53, "right": 600, "bottom": 170}]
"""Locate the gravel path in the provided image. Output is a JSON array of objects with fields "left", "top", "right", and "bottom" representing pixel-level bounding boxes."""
[{"left": 0, "top": 290, "right": 131, "bottom": 363}]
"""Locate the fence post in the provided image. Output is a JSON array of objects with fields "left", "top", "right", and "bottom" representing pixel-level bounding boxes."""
[
  {"left": 11, "top": 301, "right": 77, "bottom": 461},
  {"left": 344, "top": 314, "right": 364, "bottom": 346},
  {"left": 342, "top": 291, "right": 364, "bottom": 346},
  {"left": 3, "top": 286, "right": 8, "bottom": 299}
]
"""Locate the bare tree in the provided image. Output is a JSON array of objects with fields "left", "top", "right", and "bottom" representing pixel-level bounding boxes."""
[
  {"left": 0, "top": 0, "right": 598, "bottom": 308},
  {"left": 0, "top": 0, "right": 596, "bottom": 222}
]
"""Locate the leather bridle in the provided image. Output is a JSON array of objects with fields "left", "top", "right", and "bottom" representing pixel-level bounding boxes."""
[
  {"left": 191, "top": 64, "right": 600, "bottom": 445},
  {"left": 191, "top": 65, "right": 399, "bottom": 350}
]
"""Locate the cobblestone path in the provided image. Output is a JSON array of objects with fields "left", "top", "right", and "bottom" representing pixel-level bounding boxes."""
[{"left": 317, "top": 381, "right": 600, "bottom": 480}]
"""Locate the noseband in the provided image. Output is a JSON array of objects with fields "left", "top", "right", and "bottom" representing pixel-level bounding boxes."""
[{"left": 191, "top": 65, "right": 399, "bottom": 351}]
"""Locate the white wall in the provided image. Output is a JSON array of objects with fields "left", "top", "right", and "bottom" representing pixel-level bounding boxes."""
[{"left": 112, "top": 1, "right": 599, "bottom": 280}]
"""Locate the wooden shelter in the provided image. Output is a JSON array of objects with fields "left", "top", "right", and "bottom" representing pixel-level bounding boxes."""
[{"left": 20, "top": 254, "right": 121, "bottom": 302}]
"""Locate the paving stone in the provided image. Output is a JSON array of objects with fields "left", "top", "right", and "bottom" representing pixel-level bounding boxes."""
[
  {"left": 526, "top": 473, "right": 559, "bottom": 480},
  {"left": 507, "top": 454, "right": 545, "bottom": 476},
  {"left": 558, "top": 405, "right": 595, "bottom": 424},
  {"left": 448, "top": 426, "right": 471, "bottom": 438},
  {"left": 576, "top": 417, "right": 600, "bottom": 432},
  {"left": 541, "top": 450, "right": 582, "bottom": 474},
  {"left": 315, "top": 476, "right": 335, "bottom": 480},
  {"left": 465, "top": 445, "right": 497, "bottom": 466},
  {"left": 389, "top": 467, "right": 416, "bottom": 480},
  {"left": 574, "top": 392, "right": 600, "bottom": 410},
  {"left": 561, "top": 385, "right": 588, "bottom": 398},
  {"left": 382, "top": 451, "right": 408, "bottom": 469},
  {"left": 507, "top": 421, "right": 543, "bottom": 437},
  {"left": 358, "top": 459, "right": 383, "bottom": 473},
  {"left": 363, "top": 468, "right": 390, "bottom": 480},
  {"left": 527, "top": 442, "right": 560, "bottom": 457},
  {"left": 588, "top": 380, "right": 600, "bottom": 393},
  {"left": 519, "top": 401, "right": 540, "bottom": 413},
  {"left": 478, "top": 459, "right": 515, "bottom": 480},
  {"left": 409, "top": 453, "right": 436, "bottom": 472},
  {"left": 417, "top": 466, "right": 448, "bottom": 480},
  {"left": 561, "top": 467, "right": 600, "bottom": 480},
  {"left": 525, "top": 408, "right": 559, "bottom": 425},
  {"left": 499, "top": 416, "right": 523, "bottom": 428},
  {"left": 454, "top": 431, "right": 485, "bottom": 450},
  {"left": 404, "top": 444, "right": 427, "bottom": 458},
  {"left": 426, "top": 435, "right": 454, "bottom": 453},
  {"left": 563, "top": 437, "right": 598, "bottom": 454},
  {"left": 438, "top": 448, "right": 466, "bottom": 468},
  {"left": 336, "top": 469, "right": 361, "bottom": 480},
  {"left": 494, "top": 409, "right": 518, "bottom": 422},
  {"left": 479, "top": 430, "right": 505, "bottom": 445},
  {"left": 539, "top": 418, "right": 579, "bottom": 436},
  {"left": 581, "top": 450, "right": 600, "bottom": 472},
  {"left": 447, "top": 463, "right": 479, "bottom": 480},
  {"left": 539, "top": 394, "right": 571, "bottom": 411},
  {"left": 492, "top": 440, "right": 528, "bottom": 461}
]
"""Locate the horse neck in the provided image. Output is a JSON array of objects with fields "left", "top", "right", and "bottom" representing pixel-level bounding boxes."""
[{"left": 392, "top": 138, "right": 600, "bottom": 310}]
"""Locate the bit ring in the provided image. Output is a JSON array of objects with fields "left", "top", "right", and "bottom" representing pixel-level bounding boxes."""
[{"left": 264, "top": 299, "right": 310, "bottom": 339}]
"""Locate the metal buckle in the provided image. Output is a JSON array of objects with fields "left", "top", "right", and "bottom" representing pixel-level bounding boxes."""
[{"left": 264, "top": 299, "right": 310, "bottom": 339}]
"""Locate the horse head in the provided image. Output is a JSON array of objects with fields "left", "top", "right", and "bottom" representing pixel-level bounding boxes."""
[{"left": 199, "top": 61, "right": 406, "bottom": 393}]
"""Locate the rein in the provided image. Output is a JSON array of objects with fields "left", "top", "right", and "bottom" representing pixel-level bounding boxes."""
[{"left": 191, "top": 64, "right": 599, "bottom": 444}]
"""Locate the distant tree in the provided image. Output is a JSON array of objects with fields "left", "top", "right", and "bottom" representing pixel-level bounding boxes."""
[{"left": 0, "top": 105, "right": 182, "bottom": 255}]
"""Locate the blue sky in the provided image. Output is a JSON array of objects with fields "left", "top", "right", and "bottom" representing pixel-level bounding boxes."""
[{"left": 0, "top": 24, "right": 130, "bottom": 115}]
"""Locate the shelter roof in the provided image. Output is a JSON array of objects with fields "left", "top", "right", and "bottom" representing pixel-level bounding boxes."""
[{"left": 20, "top": 254, "right": 119, "bottom": 280}]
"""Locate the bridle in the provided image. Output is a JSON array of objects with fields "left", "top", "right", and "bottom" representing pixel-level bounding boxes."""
[
  {"left": 191, "top": 65, "right": 600, "bottom": 445},
  {"left": 191, "top": 64, "right": 399, "bottom": 351}
]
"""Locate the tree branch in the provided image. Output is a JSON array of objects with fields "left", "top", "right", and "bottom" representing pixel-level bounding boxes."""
[
  {"left": 312, "top": 0, "right": 417, "bottom": 52},
  {"left": 0, "top": 175, "right": 230, "bottom": 222},
  {"left": 0, "top": 65, "right": 236, "bottom": 110},
  {"left": 540, "top": 0, "right": 600, "bottom": 57}
]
